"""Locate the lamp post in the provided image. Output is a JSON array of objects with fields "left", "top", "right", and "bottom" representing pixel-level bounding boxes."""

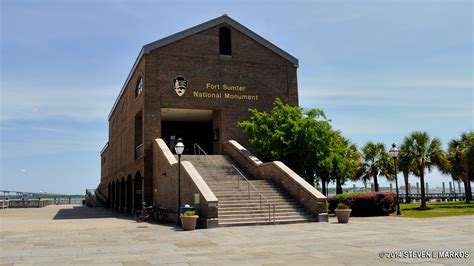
[
  {"left": 175, "top": 138, "right": 184, "bottom": 224},
  {"left": 389, "top": 143, "right": 401, "bottom": 215}
]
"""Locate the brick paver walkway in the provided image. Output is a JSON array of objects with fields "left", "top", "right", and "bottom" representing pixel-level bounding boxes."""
[{"left": 1, "top": 205, "right": 472, "bottom": 265}]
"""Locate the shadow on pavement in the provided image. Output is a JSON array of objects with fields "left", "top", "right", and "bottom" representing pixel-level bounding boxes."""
[{"left": 52, "top": 206, "right": 134, "bottom": 220}]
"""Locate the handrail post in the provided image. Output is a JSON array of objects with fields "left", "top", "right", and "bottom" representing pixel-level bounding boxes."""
[
  {"left": 230, "top": 163, "right": 275, "bottom": 224},
  {"left": 248, "top": 183, "right": 250, "bottom": 200},
  {"left": 194, "top": 142, "right": 221, "bottom": 181},
  {"left": 268, "top": 205, "right": 271, "bottom": 224},
  {"left": 273, "top": 205, "right": 276, "bottom": 224}
]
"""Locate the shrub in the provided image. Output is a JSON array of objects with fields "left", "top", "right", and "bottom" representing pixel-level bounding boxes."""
[
  {"left": 336, "top": 202, "right": 351, "bottom": 209},
  {"left": 328, "top": 192, "right": 396, "bottom": 216},
  {"left": 328, "top": 193, "right": 348, "bottom": 212},
  {"left": 180, "top": 210, "right": 196, "bottom": 217}
]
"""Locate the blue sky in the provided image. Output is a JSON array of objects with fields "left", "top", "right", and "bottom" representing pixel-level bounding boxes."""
[{"left": 1, "top": 0, "right": 472, "bottom": 194}]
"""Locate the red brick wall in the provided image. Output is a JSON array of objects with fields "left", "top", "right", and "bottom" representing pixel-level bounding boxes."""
[{"left": 101, "top": 23, "right": 298, "bottom": 205}]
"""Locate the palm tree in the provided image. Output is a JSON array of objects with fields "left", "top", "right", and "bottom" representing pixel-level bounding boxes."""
[
  {"left": 403, "top": 131, "right": 446, "bottom": 208},
  {"left": 447, "top": 132, "right": 474, "bottom": 203},
  {"left": 398, "top": 139, "right": 415, "bottom": 203},
  {"left": 460, "top": 132, "right": 474, "bottom": 202},
  {"left": 360, "top": 142, "right": 390, "bottom": 192}
]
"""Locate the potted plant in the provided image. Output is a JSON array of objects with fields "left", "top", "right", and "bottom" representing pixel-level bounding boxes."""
[
  {"left": 180, "top": 210, "right": 199, "bottom": 230},
  {"left": 335, "top": 202, "right": 352, "bottom": 223}
]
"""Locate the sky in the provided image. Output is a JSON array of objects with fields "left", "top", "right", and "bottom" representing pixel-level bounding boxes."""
[{"left": 1, "top": 0, "right": 472, "bottom": 194}]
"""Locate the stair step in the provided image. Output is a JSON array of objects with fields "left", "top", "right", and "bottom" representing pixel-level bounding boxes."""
[
  {"left": 219, "top": 213, "right": 313, "bottom": 220},
  {"left": 218, "top": 199, "right": 296, "bottom": 205},
  {"left": 218, "top": 202, "right": 301, "bottom": 209},
  {"left": 211, "top": 187, "right": 283, "bottom": 192},
  {"left": 216, "top": 194, "right": 288, "bottom": 198},
  {"left": 219, "top": 211, "right": 310, "bottom": 219},
  {"left": 181, "top": 154, "right": 316, "bottom": 227},
  {"left": 219, "top": 207, "right": 306, "bottom": 214},
  {"left": 218, "top": 218, "right": 317, "bottom": 227}
]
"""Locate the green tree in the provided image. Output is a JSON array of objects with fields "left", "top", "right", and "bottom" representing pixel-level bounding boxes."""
[
  {"left": 313, "top": 129, "right": 338, "bottom": 196},
  {"left": 359, "top": 142, "right": 391, "bottom": 192},
  {"left": 239, "top": 98, "right": 362, "bottom": 196},
  {"left": 446, "top": 131, "right": 474, "bottom": 203},
  {"left": 331, "top": 136, "right": 361, "bottom": 194},
  {"left": 317, "top": 132, "right": 356, "bottom": 195},
  {"left": 238, "top": 98, "right": 332, "bottom": 186},
  {"left": 403, "top": 131, "right": 446, "bottom": 208},
  {"left": 398, "top": 138, "right": 416, "bottom": 203}
]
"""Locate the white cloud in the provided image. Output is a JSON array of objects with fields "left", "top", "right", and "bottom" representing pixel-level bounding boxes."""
[
  {"left": 1, "top": 86, "right": 117, "bottom": 121},
  {"left": 299, "top": 87, "right": 376, "bottom": 98},
  {"left": 300, "top": 76, "right": 472, "bottom": 109},
  {"left": 404, "top": 79, "right": 473, "bottom": 90}
]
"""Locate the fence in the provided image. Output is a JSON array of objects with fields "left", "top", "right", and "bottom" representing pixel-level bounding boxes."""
[
  {"left": 329, "top": 181, "right": 472, "bottom": 202},
  {"left": 0, "top": 198, "right": 84, "bottom": 209}
]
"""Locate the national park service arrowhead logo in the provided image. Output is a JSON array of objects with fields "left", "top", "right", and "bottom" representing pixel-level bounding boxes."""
[{"left": 173, "top": 76, "right": 187, "bottom": 96}]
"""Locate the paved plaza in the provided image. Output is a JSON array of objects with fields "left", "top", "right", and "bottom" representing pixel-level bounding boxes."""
[{"left": 1, "top": 205, "right": 473, "bottom": 265}]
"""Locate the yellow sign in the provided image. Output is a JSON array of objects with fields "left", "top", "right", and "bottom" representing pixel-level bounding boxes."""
[{"left": 192, "top": 83, "right": 258, "bottom": 101}]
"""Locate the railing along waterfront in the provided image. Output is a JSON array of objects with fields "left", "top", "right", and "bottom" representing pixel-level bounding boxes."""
[
  {"left": 230, "top": 165, "right": 276, "bottom": 224},
  {"left": 398, "top": 192, "right": 471, "bottom": 202}
]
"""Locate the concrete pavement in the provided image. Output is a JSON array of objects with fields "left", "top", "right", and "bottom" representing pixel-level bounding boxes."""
[{"left": 1, "top": 205, "right": 472, "bottom": 265}]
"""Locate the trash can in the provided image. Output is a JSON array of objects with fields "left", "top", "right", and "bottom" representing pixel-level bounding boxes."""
[{"left": 179, "top": 204, "right": 194, "bottom": 216}]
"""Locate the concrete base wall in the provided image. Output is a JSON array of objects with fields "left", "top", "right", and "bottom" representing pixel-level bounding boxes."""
[{"left": 152, "top": 138, "right": 218, "bottom": 227}]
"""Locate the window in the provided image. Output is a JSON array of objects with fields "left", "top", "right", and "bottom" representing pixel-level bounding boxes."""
[
  {"left": 219, "top": 26, "right": 231, "bottom": 55},
  {"left": 134, "top": 111, "right": 143, "bottom": 160},
  {"left": 135, "top": 77, "right": 143, "bottom": 97}
]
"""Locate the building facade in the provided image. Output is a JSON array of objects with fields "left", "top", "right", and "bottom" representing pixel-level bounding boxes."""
[{"left": 99, "top": 15, "right": 302, "bottom": 215}]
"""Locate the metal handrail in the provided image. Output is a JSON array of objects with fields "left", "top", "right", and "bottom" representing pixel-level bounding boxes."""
[
  {"left": 193, "top": 143, "right": 220, "bottom": 178},
  {"left": 230, "top": 165, "right": 276, "bottom": 224}
]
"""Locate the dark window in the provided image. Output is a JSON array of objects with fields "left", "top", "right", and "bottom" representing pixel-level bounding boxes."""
[
  {"left": 219, "top": 26, "right": 231, "bottom": 55},
  {"left": 134, "top": 111, "right": 143, "bottom": 160},
  {"left": 135, "top": 77, "right": 143, "bottom": 97}
]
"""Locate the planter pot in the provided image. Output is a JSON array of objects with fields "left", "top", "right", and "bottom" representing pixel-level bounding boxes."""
[
  {"left": 335, "top": 209, "right": 352, "bottom": 223},
  {"left": 180, "top": 215, "right": 199, "bottom": 230}
]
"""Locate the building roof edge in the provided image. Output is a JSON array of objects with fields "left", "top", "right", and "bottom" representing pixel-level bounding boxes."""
[{"left": 107, "top": 15, "right": 298, "bottom": 120}]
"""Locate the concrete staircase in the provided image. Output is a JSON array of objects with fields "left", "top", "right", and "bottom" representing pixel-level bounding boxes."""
[{"left": 181, "top": 155, "right": 316, "bottom": 226}]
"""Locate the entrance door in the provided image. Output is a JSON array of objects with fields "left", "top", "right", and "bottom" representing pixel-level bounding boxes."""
[{"left": 161, "top": 108, "right": 213, "bottom": 154}]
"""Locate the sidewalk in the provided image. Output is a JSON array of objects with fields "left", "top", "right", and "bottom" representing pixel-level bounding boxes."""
[{"left": 1, "top": 205, "right": 472, "bottom": 265}]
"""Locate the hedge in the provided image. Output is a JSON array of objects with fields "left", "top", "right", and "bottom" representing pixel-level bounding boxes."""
[{"left": 328, "top": 192, "right": 396, "bottom": 216}]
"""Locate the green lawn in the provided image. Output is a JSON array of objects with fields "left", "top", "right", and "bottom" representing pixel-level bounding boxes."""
[{"left": 397, "top": 201, "right": 474, "bottom": 218}]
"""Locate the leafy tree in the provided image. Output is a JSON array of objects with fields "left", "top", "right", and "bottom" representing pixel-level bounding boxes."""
[
  {"left": 238, "top": 98, "right": 363, "bottom": 197},
  {"left": 403, "top": 131, "right": 446, "bottom": 208},
  {"left": 446, "top": 131, "right": 474, "bottom": 203},
  {"left": 359, "top": 142, "right": 391, "bottom": 192},
  {"left": 238, "top": 98, "right": 332, "bottom": 186},
  {"left": 330, "top": 136, "right": 361, "bottom": 194},
  {"left": 313, "top": 129, "right": 338, "bottom": 196}
]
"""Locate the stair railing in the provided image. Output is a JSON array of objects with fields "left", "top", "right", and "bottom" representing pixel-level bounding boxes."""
[
  {"left": 95, "top": 189, "right": 106, "bottom": 207},
  {"left": 230, "top": 165, "right": 276, "bottom": 224},
  {"left": 85, "top": 189, "right": 97, "bottom": 208},
  {"left": 193, "top": 143, "right": 220, "bottom": 178}
]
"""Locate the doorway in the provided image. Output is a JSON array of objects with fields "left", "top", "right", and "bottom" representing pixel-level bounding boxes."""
[{"left": 161, "top": 108, "right": 213, "bottom": 154}]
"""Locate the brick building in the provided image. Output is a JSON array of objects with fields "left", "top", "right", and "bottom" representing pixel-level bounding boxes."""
[{"left": 98, "top": 15, "right": 326, "bottom": 227}]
